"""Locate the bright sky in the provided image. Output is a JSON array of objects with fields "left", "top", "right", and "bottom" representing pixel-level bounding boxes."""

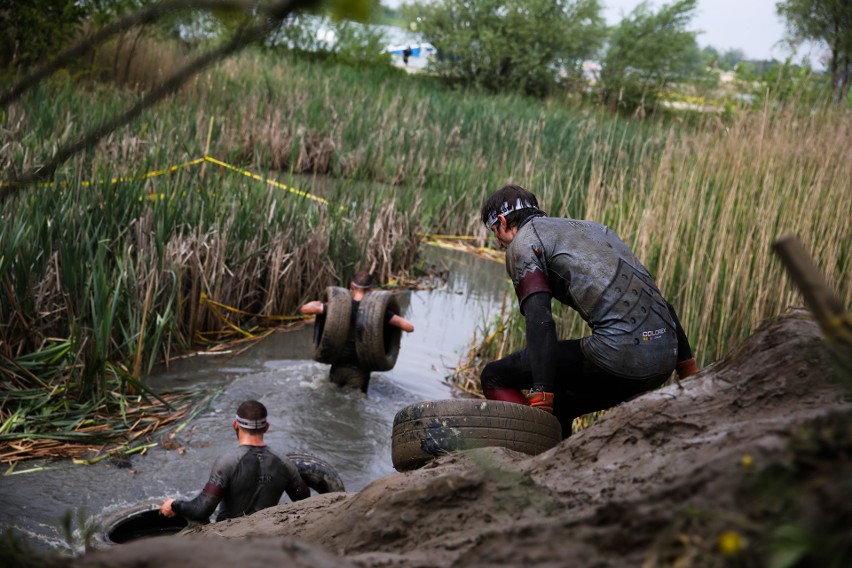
[
  {"left": 603, "top": 0, "right": 789, "bottom": 62},
  {"left": 385, "top": 1, "right": 827, "bottom": 68}
]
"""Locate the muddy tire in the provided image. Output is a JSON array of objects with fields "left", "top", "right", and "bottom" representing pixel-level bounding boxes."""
[
  {"left": 355, "top": 290, "right": 402, "bottom": 372},
  {"left": 287, "top": 452, "right": 346, "bottom": 493},
  {"left": 91, "top": 500, "right": 191, "bottom": 549},
  {"left": 311, "top": 287, "right": 352, "bottom": 364},
  {"left": 391, "top": 399, "right": 563, "bottom": 472}
]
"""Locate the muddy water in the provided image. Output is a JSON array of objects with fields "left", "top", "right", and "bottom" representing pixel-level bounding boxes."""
[{"left": 0, "top": 245, "right": 511, "bottom": 553}]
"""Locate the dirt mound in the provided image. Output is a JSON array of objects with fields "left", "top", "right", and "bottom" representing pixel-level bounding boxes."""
[{"left": 71, "top": 309, "right": 851, "bottom": 567}]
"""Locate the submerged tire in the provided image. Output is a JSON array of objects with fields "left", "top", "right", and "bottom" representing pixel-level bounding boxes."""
[
  {"left": 355, "top": 291, "right": 402, "bottom": 372},
  {"left": 286, "top": 452, "right": 346, "bottom": 493},
  {"left": 391, "top": 399, "right": 563, "bottom": 472},
  {"left": 91, "top": 500, "right": 189, "bottom": 549},
  {"left": 312, "top": 286, "right": 352, "bottom": 365}
]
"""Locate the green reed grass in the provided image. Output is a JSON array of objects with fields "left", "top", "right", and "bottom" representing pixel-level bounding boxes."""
[{"left": 1, "top": 154, "right": 420, "bottom": 446}]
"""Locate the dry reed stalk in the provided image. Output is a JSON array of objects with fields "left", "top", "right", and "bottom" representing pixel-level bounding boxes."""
[
  {"left": 131, "top": 269, "right": 157, "bottom": 381},
  {"left": 605, "top": 107, "right": 852, "bottom": 363},
  {"left": 281, "top": 223, "right": 336, "bottom": 307},
  {"left": 260, "top": 238, "right": 292, "bottom": 316}
]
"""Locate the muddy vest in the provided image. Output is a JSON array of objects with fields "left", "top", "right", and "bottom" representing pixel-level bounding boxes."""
[{"left": 506, "top": 217, "right": 677, "bottom": 379}]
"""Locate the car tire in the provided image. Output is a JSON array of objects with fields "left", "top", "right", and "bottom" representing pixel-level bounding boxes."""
[
  {"left": 287, "top": 452, "right": 346, "bottom": 493},
  {"left": 391, "top": 399, "right": 563, "bottom": 472},
  {"left": 90, "top": 500, "right": 190, "bottom": 549},
  {"left": 355, "top": 290, "right": 402, "bottom": 372},
  {"left": 311, "top": 286, "right": 352, "bottom": 365}
]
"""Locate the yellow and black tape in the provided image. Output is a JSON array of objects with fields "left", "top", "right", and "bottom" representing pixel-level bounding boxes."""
[{"left": 1, "top": 156, "right": 330, "bottom": 206}]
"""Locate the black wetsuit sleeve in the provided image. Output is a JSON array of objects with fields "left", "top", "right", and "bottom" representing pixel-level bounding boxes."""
[
  {"left": 286, "top": 477, "right": 311, "bottom": 502},
  {"left": 521, "top": 292, "right": 558, "bottom": 393},
  {"left": 666, "top": 302, "right": 693, "bottom": 361},
  {"left": 280, "top": 456, "right": 310, "bottom": 502},
  {"left": 172, "top": 458, "right": 228, "bottom": 522}
]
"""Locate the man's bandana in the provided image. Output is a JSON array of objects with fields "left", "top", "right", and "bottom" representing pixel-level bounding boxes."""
[
  {"left": 234, "top": 414, "right": 267, "bottom": 430},
  {"left": 486, "top": 198, "right": 538, "bottom": 227}
]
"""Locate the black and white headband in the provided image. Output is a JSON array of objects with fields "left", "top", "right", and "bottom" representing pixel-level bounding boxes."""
[
  {"left": 234, "top": 414, "right": 267, "bottom": 430},
  {"left": 486, "top": 198, "right": 538, "bottom": 227}
]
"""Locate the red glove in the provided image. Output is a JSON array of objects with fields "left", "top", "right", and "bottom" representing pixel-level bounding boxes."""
[
  {"left": 676, "top": 357, "right": 699, "bottom": 379},
  {"left": 527, "top": 388, "right": 554, "bottom": 413}
]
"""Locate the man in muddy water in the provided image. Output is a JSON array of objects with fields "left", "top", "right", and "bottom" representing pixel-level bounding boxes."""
[
  {"left": 300, "top": 271, "right": 414, "bottom": 393},
  {"left": 159, "top": 400, "right": 310, "bottom": 523},
  {"left": 479, "top": 184, "right": 698, "bottom": 438}
]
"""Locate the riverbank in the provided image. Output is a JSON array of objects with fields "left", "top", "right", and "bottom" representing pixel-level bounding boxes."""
[{"left": 59, "top": 309, "right": 851, "bottom": 567}]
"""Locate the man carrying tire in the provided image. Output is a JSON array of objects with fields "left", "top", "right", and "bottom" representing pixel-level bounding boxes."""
[
  {"left": 301, "top": 271, "right": 414, "bottom": 393},
  {"left": 159, "top": 400, "right": 310, "bottom": 523},
  {"left": 480, "top": 185, "right": 699, "bottom": 438}
]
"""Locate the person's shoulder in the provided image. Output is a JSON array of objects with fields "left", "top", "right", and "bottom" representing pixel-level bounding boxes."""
[
  {"left": 221, "top": 445, "right": 249, "bottom": 458},
  {"left": 266, "top": 448, "right": 301, "bottom": 473},
  {"left": 546, "top": 216, "right": 608, "bottom": 234},
  {"left": 212, "top": 445, "right": 251, "bottom": 468},
  {"left": 261, "top": 445, "right": 292, "bottom": 463}
]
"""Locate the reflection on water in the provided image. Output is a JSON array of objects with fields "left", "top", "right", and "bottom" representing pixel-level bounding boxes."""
[{"left": 0, "top": 245, "right": 511, "bottom": 552}]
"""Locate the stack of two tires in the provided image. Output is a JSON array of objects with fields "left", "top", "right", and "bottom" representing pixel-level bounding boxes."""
[
  {"left": 391, "top": 399, "right": 563, "bottom": 472},
  {"left": 311, "top": 287, "right": 403, "bottom": 388}
]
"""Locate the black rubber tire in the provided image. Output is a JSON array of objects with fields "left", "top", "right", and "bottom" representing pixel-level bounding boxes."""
[
  {"left": 91, "top": 500, "right": 190, "bottom": 549},
  {"left": 391, "top": 399, "right": 563, "bottom": 472},
  {"left": 311, "top": 286, "right": 352, "bottom": 364},
  {"left": 355, "top": 290, "right": 402, "bottom": 372},
  {"left": 286, "top": 452, "right": 346, "bottom": 493}
]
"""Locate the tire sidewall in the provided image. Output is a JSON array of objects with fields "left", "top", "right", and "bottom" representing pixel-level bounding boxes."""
[
  {"left": 355, "top": 290, "right": 402, "bottom": 372},
  {"left": 391, "top": 399, "right": 562, "bottom": 471},
  {"left": 90, "top": 499, "right": 191, "bottom": 550},
  {"left": 286, "top": 452, "right": 346, "bottom": 493},
  {"left": 312, "top": 286, "right": 351, "bottom": 364}
]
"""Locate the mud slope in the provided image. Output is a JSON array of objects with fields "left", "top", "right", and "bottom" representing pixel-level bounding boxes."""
[{"left": 75, "top": 309, "right": 851, "bottom": 567}]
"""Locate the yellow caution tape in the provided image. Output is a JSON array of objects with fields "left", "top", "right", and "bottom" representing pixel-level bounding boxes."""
[
  {"left": 200, "top": 291, "right": 308, "bottom": 322},
  {"left": 421, "top": 234, "right": 478, "bottom": 241},
  {"left": 202, "top": 156, "right": 329, "bottom": 205},
  {"left": 204, "top": 300, "right": 256, "bottom": 339},
  {"left": 1, "top": 156, "right": 330, "bottom": 209}
]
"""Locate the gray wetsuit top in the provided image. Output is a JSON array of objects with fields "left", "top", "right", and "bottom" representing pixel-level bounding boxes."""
[
  {"left": 172, "top": 445, "right": 303, "bottom": 522},
  {"left": 506, "top": 216, "right": 677, "bottom": 379}
]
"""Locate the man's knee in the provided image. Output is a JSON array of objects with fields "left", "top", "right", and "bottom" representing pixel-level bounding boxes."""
[
  {"left": 329, "top": 366, "right": 369, "bottom": 390},
  {"left": 480, "top": 361, "right": 503, "bottom": 392},
  {"left": 480, "top": 361, "right": 530, "bottom": 405}
]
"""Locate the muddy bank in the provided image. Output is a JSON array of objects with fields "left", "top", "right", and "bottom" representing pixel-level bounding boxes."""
[{"left": 69, "top": 309, "right": 850, "bottom": 567}]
